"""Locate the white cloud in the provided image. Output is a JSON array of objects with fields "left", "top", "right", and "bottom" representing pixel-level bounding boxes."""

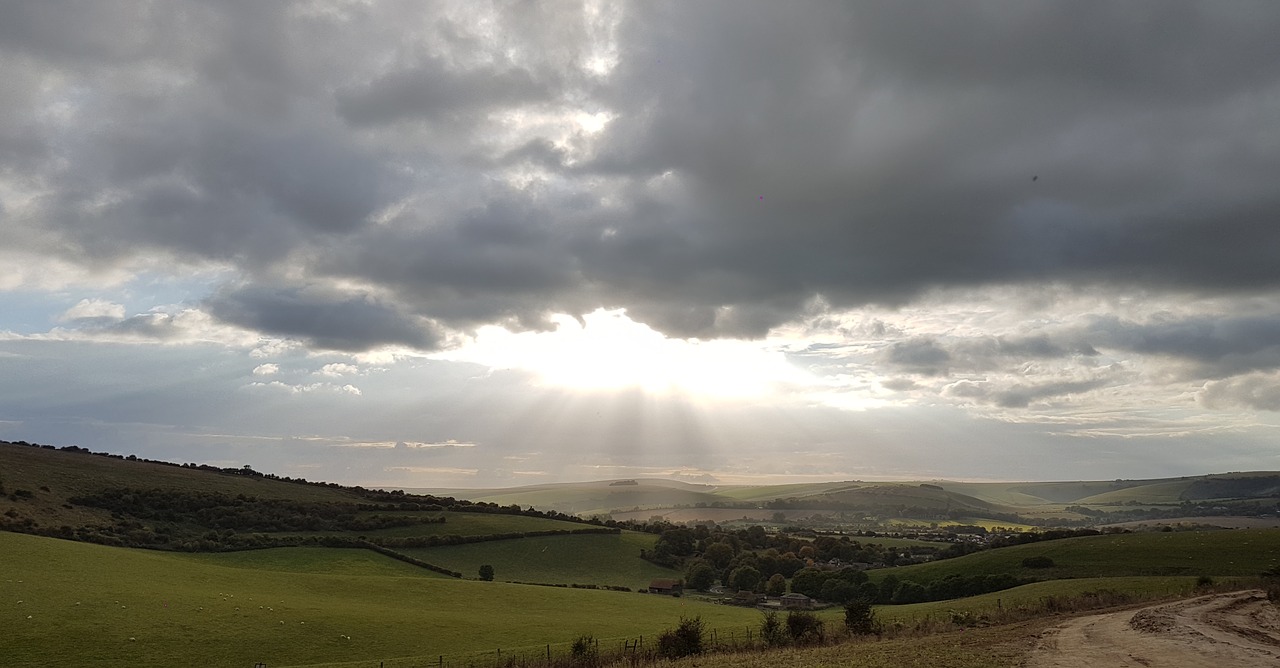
[
  {"left": 252, "top": 363, "right": 279, "bottom": 376},
  {"left": 243, "top": 381, "right": 363, "bottom": 396},
  {"left": 317, "top": 363, "right": 359, "bottom": 377},
  {"left": 59, "top": 299, "right": 126, "bottom": 322}
]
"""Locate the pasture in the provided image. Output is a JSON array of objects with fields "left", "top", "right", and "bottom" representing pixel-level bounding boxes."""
[
  {"left": 397, "top": 531, "right": 675, "bottom": 589},
  {"left": 868, "top": 528, "right": 1280, "bottom": 585},
  {"left": 0, "top": 532, "right": 760, "bottom": 668}
]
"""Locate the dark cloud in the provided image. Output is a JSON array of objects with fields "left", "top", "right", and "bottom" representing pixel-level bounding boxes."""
[
  {"left": 2, "top": 1, "right": 1280, "bottom": 344},
  {"left": 1199, "top": 374, "right": 1280, "bottom": 412},
  {"left": 1085, "top": 314, "right": 1280, "bottom": 378},
  {"left": 992, "top": 378, "right": 1110, "bottom": 409},
  {"left": 885, "top": 339, "right": 951, "bottom": 376},
  {"left": 879, "top": 378, "right": 918, "bottom": 392},
  {"left": 336, "top": 58, "right": 558, "bottom": 127},
  {"left": 206, "top": 285, "right": 439, "bottom": 352}
]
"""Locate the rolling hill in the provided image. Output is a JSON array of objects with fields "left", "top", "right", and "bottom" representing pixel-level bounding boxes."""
[{"left": 0, "top": 531, "right": 759, "bottom": 668}]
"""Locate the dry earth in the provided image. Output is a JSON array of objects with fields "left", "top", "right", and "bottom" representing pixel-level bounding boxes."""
[{"left": 1027, "top": 590, "right": 1280, "bottom": 668}]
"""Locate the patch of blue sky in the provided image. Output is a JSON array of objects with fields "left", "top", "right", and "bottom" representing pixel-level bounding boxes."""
[{"left": 0, "top": 272, "right": 222, "bottom": 335}]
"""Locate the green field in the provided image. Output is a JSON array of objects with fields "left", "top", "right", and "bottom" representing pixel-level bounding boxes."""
[
  {"left": 295, "top": 511, "right": 591, "bottom": 539},
  {"left": 398, "top": 532, "right": 676, "bottom": 589},
  {"left": 869, "top": 528, "right": 1280, "bottom": 585},
  {"left": 812, "top": 576, "right": 1206, "bottom": 625},
  {"left": 0, "top": 532, "right": 761, "bottom": 668}
]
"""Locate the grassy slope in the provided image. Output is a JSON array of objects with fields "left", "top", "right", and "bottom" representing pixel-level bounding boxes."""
[
  {"left": 0, "top": 532, "right": 760, "bottom": 668},
  {"left": 0, "top": 443, "right": 364, "bottom": 530},
  {"left": 656, "top": 620, "right": 1052, "bottom": 668},
  {"left": 398, "top": 532, "right": 676, "bottom": 590},
  {"left": 868, "top": 529, "right": 1280, "bottom": 585},
  {"left": 811, "top": 577, "right": 1204, "bottom": 624},
  {"left": 293, "top": 511, "right": 591, "bottom": 538},
  {"left": 0, "top": 443, "right": 597, "bottom": 543},
  {"left": 1074, "top": 480, "right": 1196, "bottom": 504}
]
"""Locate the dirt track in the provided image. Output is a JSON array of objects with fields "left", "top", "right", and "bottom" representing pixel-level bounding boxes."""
[{"left": 1027, "top": 590, "right": 1280, "bottom": 668}]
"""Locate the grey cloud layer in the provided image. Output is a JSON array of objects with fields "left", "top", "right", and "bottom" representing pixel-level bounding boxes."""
[{"left": 4, "top": 1, "right": 1280, "bottom": 347}]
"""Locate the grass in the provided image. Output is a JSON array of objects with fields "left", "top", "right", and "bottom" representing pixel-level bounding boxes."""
[
  {"left": 813, "top": 576, "right": 1206, "bottom": 625},
  {"left": 868, "top": 528, "right": 1280, "bottom": 585},
  {"left": 0, "top": 531, "right": 762, "bottom": 668},
  {"left": 397, "top": 532, "right": 675, "bottom": 589},
  {"left": 292, "top": 511, "right": 592, "bottom": 539},
  {"left": 172, "top": 547, "right": 455, "bottom": 577},
  {"left": 633, "top": 619, "right": 1054, "bottom": 668},
  {"left": 0, "top": 443, "right": 365, "bottom": 531}
]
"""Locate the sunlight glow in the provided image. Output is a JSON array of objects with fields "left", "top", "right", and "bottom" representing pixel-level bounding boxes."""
[{"left": 438, "top": 309, "right": 812, "bottom": 398}]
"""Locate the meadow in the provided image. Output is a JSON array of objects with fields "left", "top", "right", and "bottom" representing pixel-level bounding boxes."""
[
  {"left": 0, "top": 531, "right": 761, "bottom": 668},
  {"left": 868, "top": 528, "right": 1280, "bottom": 585},
  {"left": 397, "top": 531, "right": 673, "bottom": 589}
]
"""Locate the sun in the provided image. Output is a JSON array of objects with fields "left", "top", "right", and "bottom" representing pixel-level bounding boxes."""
[{"left": 437, "top": 308, "right": 812, "bottom": 399}]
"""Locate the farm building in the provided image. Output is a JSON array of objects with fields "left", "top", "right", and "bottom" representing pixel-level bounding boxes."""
[
  {"left": 780, "top": 593, "right": 815, "bottom": 609},
  {"left": 648, "top": 579, "right": 683, "bottom": 596}
]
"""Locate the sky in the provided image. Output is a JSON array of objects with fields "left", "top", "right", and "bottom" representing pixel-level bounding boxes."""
[{"left": 2, "top": 1, "right": 1280, "bottom": 489}]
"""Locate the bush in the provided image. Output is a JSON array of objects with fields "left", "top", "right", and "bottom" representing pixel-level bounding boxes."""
[
  {"left": 785, "top": 610, "right": 824, "bottom": 645},
  {"left": 843, "top": 598, "right": 879, "bottom": 635},
  {"left": 478, "top": 564, "right": 495, "bottom": 581},
  {"left": 1263, "top": 567, "right": 1280, "bottom": 604},
  {"left": 1195, "top": 575, "right": 1214, "bottom": 589},
  {"left": 759, "top": 611, "right": 786, "bottom": 647},
  {"left": 656, "top": 617, "right": 705, "bottom": 659},
  {"left": 1021, "top": 556, "right": 1055, "bottom": 568},
  {"left": 570, "top": 635, "right": 598, "bottom": 665}
]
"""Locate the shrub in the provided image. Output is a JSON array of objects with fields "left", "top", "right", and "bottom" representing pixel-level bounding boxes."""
[
  {"left": 478, "top": 564, "right": 495, "bottom": 581},
  {"left": 1021, "top": 556, "right": 1055, "bottom": 568},
  {"left": 1263, "top": 567, "right": 1280, "bottom": 604},
  {"left": 1195, "top": 575, "right": 1214, "bottom": 589},
  {"left": 843, "top": 598, "right": 879, "bottom": 635},
  {"left": 785, "top": 610, "right": 824, "bottom": 645},
  {"left": 570, "top": 635, "right": 598, "bottom": 665},
  {"left": 656, "top": 617, "right": 705, "bottom": 659},
  {"left": 759, "top": 611, "right": 786, "bottom": 646}
]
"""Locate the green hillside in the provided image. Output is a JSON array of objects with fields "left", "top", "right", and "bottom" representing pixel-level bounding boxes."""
[
  {"left": 398, "top": 532, "right": 675, "bottom": 590},
  {"left": 0, "top": 442, "right": 364, "bottom": 531},
  {"left": 0, "top": 532, "right": 761, "bottom": 668},
  {"left": 868, "top": 528, "right": 1280, "bottom": 585},
  {"left": 0, "top": 442, "right": 600, "bottom": 551}
]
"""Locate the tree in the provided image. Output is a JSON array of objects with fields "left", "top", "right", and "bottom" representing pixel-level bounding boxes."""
[
  {"left": 765, "top": 573, "right": 787, "bottom": 597},
  {"left": 656, "top": 617, "right": 705, "bottom": 659},
  {"left": 785, "top": 611, "right": 824, "bottom": 645},
  {"left": 790, "top": 568, "right": 825, "bottom": 598},
  {"left": 819, "top": 578, "right": 859, "bottom": 604},
  {"left": 759, "top": 611, "right": 785, "bottom": 647},
  {"left": 685, "top": 561, "right": 716, "bottom": 591},
  {"left": 843, "top": 598, "right": 879, "bottom": 635},
  {"left": 478, "top": 564, "right": 495, "bottom": 581},
  {"left": 891, "top": 580, "right": 926, "bottom": 604},
  {"left": 702, "top": 541, "right": 735, "bottom": 570},
  {"left": 728, "top": 565, "right": 761, "bottom": 592}
]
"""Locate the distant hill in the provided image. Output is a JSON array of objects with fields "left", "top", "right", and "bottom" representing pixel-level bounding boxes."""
[
  {"left": 406, "top": 478, "right": 726, "bottom": 516},
  {"left": 414, "top": 472, "right": 1280, "bottom": 525}
]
